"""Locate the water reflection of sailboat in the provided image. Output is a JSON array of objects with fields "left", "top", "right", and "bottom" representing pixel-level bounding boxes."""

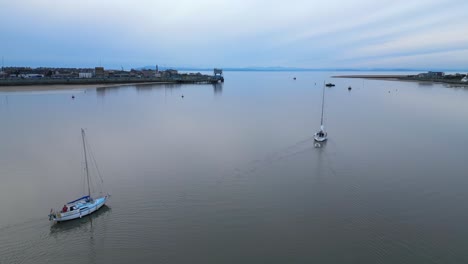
[
  {"left": 314, "top": 142, "right": 325, "bottom": 184},
  {"left": 49, "top": 205, "right": 111, "bottom": 264}
]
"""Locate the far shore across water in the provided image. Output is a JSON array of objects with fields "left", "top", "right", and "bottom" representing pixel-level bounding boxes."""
[
  {"left": 333, "top": 74, "right": 406, "bottom": 79},
  {"left": 333, "top": 74, "right": 468, "bottom": 86}
]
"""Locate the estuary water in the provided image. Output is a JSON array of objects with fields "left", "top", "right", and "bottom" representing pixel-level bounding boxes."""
[{"left": 1, "top": 71, "right": 468, "bottom": 263}]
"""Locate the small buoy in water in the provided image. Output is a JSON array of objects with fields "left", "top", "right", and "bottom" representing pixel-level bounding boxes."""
[
  {"left": 72, "top": 95, "right": 75, "bottom": 99},
  {"left": 181, "top": 95, "right": 184, "bottom": 98},
  {"left": 348, "top": 86, "right": 352, "bottom": 91},
  {"left": 293, "top": 77, "right": 296, "bottom": 80}
]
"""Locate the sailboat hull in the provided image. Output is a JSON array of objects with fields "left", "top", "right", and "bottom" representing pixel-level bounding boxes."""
[
  {"left": 314, "top": 132, "right": 328, "bottom": 142},
  {"left": 53, "top": 196, "right": 108, "bottom": 222}
]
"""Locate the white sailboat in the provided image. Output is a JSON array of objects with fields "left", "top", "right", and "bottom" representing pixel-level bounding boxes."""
[
  {"left": 49, "top": 129, "right": 109, "bottom": 222},
  {"left": 314, "top": 82, "right": 328, "bottom": 142}
]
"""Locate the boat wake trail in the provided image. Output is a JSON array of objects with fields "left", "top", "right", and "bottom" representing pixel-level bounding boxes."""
[{"left": 233, "top": 136, "right": 317, "bottom": 177}]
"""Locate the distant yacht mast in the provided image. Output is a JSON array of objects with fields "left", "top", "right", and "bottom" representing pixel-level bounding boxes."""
[
  {"left": 82, "top": 128, "right": 91, "bottom": 198},
  {"left": 320, "top": 81, "right": 326, "bottom": 129}
]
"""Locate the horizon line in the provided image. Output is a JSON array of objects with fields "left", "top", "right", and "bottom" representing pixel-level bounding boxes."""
[{"left": 2, "top": 65, "right": 468, "bottom": 72}]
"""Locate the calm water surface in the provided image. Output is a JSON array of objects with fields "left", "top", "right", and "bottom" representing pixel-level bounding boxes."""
[{"left": 1, "top": 72, "right": 468, "bottom": 263}]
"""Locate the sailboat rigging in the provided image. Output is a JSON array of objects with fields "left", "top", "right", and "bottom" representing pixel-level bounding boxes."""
[
  {"left": 314, "top": 82, "right": 328, "bottom": 142},
  {"left": 49, "top": 129, "right": 109, "bottom": 222}
]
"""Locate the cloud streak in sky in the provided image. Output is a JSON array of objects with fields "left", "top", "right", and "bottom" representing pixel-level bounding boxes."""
[{"left": 1, "top": 0, "right": 467, "bottom": 69}]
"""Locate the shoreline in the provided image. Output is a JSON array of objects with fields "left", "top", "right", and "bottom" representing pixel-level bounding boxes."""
[
  {"left": 333, "top": 75, "right": 468, "bottom": 86},
  {"left": 0, "top": 81, "right": 177, "bottom": 92},
  {"left": 0, "top": 75, "right": 224, "bottom": 92},
  {"left": 0, "top": 74, "right": 223, "bottom": 89}
]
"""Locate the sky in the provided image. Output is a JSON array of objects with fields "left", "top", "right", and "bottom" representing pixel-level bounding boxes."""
[{"left": 1, "top": 0, "right": 468, "bottom": 70}]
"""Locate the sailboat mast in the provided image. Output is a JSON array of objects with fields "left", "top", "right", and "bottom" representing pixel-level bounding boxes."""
[
  {"left": 320, "top": 82, "right": 326, "bottom": 127},
  {"left": 81, "top": 128, "right": 91, "bottom": 197}
]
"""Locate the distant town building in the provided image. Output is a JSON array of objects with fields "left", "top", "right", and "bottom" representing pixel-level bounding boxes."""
[
  {"left": 427, "top": 71, "right": 445, "bottom": 78},
  {"left": 94, "top": 67, "right": 105, "bottom": 77},
  {"left": 141, "top": 70, "right": 156, "bottom": 78},
  {"left": 112, "top": 71, "right": 130, "bottom": 78},
  {"left": 79, "top": 72, "right": 93, "bottom": 78},
  {"left": 54, "top": 73, "right": 76, "bottom": 78},
  {"left": 166, "top": 69, "right": 178, "bottom": 75},
  {"left": 417, "top": 71, "right": 445, "bottom": 79}
]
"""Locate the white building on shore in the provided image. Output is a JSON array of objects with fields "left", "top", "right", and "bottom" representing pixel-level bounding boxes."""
[{"left": 79, "top": 72, "right": 93, "bottom": 78}]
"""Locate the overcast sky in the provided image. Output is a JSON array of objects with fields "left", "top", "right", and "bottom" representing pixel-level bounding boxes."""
[{"left": 1, "top": 0, "right": 467, "bottom": 69}]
